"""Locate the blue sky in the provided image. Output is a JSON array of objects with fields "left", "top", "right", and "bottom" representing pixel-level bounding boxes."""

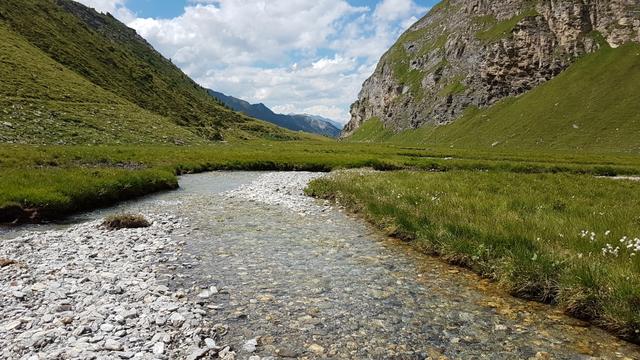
[
  {"left": 125, "top": 0, "right": 434, "bottom": 19},
  {"left": 78, "top": 0, "right": 438, "bottom": 123}
]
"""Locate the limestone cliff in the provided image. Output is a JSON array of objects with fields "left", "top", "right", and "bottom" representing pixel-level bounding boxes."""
[{"left": 343, "top": 0, "right": 640, "bottom": 137}]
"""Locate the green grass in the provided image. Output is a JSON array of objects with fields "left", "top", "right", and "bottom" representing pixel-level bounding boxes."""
[
  {"left": 306, "top": 170, "right": 640, "bottom": 343},
  {"left": 349, "top": 43, "right": 640, "bottom": 153},
  {"left": 0, "top": 0, "right": 305, "bottom": 142},
  {"left": 0, "top": 24, "right": 206, "bottom": 145},
  {"left": 438, "top": 77, "right": 466, "bottom": 97},
  {"left": 346, "top": 117, "right": 393, "bottom": 142},
  {"left": 4, "top": 141, "right": 640, "bottom": 223},
  {"left": 476, "top": 7, "right": 539, "bottom": 42},
  {"left": 0, "top": 167, "right": 177, "bottom": 222}
]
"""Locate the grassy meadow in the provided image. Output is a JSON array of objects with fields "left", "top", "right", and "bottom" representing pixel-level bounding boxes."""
[
  {"left": 306, "top": 170, "right": 640, "bottom": 343},
  {"left": 4, "top": 141, "right": 640, "bottom": 223}
]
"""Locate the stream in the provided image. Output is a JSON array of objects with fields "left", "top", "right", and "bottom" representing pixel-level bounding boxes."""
[{"left": 2, "top": 171, "right": 639, "bottom": 359}]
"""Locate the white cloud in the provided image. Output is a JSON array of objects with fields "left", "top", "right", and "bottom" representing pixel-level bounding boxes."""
[
  {"left": 77, "top": 0, "right": 428, "bottom": 124},
  {"left": 77, "top": 0, "right": 136, "bottom": 22},
  {"left": 129, "top": 1, "right": 366, "bottom": 70},
  {"left": 196, "top": 55, "right": 370, "bottom": 122},
  {"left": 374, "top": 0, "right": 425, "bottom": 22}
]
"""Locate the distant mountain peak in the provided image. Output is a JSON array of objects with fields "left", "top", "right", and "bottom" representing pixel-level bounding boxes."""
[{"left": 208, "top": 90, "right": 341, "bottom": 138}]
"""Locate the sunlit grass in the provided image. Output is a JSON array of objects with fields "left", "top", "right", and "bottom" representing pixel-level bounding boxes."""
[
  {"left": 0, "top": 167, "right": 177, "bottom": 222},
  {"left": 3, "top": 141, "right": 640, "bottom": 223}
]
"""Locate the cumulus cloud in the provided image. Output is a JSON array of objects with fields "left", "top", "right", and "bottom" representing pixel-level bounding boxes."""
[
  {"left": 198, "top": 56, "right": 373, "bottom": 121},
  {"left": 374, "top": 0, "right": 425, "bottom": 22},
  {"left": 77, "top": 0, "right": 136, "bottom": 22},
  {"left": 129, "top": 1, "right": 366, "bottom": 70},
  {"left": 77, "top": 0, "right": 428, "bottom": 123}
]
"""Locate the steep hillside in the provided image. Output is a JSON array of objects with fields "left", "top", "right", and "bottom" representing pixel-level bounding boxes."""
[
  {"left": 349, "top": 43, "right": 640, "bottom": 153},
  {"left": 209, "top": 90, "right": 341, "bottom": 137},
  {"left": 0, "top": 0, "right": 299, "bottom": 142},
  {"left": 0, "top": 24, "right": 203, "bottom": 145},
  {"left": 344, "top": 0, "right": 640, "bottom": 139}
]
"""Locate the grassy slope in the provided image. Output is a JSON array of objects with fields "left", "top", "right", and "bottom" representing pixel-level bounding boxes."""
[
  {"left": 0, "top": 25, "right": 204, "bottom": 145},
  {"left": 307, "top": 171, "right": 640, "bottom": 343},
  {"left": 476, "top": 7, "right": 539, "bottom": 42},
  {"left": 348, "top": 44, "right": 640, "bottom": 154},
  {"left": 0, "top": 0, "right": 299, "bottom": 141}
]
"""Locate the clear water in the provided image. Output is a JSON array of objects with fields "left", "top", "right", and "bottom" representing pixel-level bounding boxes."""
[{"left": 3, "top": 172, "right": 639, "bottom": 359}]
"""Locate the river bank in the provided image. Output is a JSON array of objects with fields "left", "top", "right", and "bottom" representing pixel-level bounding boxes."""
[
  {"left": 2, "top": 171, "right": 640, "bottom": 359},
  {"left": 306, "top": 170, "right": 640, "bottom": 345},
  {"left": 3, "top": 142, "right": 640, "bottom": 224},
  {"left": 0, "top": 214, "right": 243, "bottom": 359}
]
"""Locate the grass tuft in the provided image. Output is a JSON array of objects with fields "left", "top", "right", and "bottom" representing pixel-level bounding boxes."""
[{"left": 102, "top": 214, "right": 150, "bottom": 230}]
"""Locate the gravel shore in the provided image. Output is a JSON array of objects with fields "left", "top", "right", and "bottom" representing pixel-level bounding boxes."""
[
  {"left": 223, "top": 172, "right": 328, "bottom": 215},
  {"left": 0, "top": 214, "right": 235, "bottom": 360}
]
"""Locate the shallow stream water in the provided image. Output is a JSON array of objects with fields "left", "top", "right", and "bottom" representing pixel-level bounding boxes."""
[{"left": 3, "top": 172, "right": 640, "bottom": 359}]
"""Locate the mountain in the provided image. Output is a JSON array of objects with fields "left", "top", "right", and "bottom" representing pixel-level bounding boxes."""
[
  {"left": 344, "top": 0, "right": 640, "bottom": 152},
  {"left": 299, "top": 114, "right": 344, "bottom": 131},
  {"left": 0, "top": 0, "right": 302, "bottom": 144},
  {"left": 209, "top": 90, "right": 342, "bottom": 138},
  {"left": 0, "top": 23, "right": 202, "bottom": 145},
  {"left": 348, "top": 43, "right": 640, "bottom": 152}
]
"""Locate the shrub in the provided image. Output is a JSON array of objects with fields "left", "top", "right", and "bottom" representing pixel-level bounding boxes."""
[{"left": 102, "top": 214, "right": 150, "bottom": 230}]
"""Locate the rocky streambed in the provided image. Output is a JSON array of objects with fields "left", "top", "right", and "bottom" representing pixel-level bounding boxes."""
[
  {"left": 0, "top": 214, "right": 237, "bottom": 359},
  {"left": 1, "top": 171, "right": 640, "bottom": 359}
]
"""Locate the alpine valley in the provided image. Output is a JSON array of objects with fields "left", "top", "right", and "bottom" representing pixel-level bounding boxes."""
[
  {"left": 209, "top": 90, "right": 342, "bottom": 138},
  {"left": 2, "top": 1, "right": 640, "bottom": 358}
]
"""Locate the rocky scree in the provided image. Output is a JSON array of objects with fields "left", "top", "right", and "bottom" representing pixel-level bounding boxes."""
[
  {"left": 223, "top": 172, "right": 329, "bottom": 216},
  {"left": 0, "top": 214, "right": 237, "bottom": 360}
]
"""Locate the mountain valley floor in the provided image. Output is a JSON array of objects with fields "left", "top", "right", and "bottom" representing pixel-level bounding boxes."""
[{"left": 2, "top": 140, "right": 640, "bottom": 344}]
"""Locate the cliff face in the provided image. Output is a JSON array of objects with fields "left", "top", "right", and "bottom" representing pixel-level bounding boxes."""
[{"left": 343, "top": 0, "right": 640, "bottom": 137}]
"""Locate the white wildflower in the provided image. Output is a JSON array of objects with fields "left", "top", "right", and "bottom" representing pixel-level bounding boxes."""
[{"left": 602, "top": 243, "right": 620, "bottom": 257}]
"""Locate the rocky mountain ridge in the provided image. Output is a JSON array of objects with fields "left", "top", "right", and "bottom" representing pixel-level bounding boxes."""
[
  {"left": 209, "top": 91, "right": 342, "bottom": 138},
  {"left": 344, "top": 0, "right": 640, "bottom": 137}
]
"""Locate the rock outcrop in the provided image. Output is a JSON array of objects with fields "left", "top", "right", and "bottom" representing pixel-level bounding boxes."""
[{"left": 343, "top": 0, "right": 640, "bottom": 137}]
